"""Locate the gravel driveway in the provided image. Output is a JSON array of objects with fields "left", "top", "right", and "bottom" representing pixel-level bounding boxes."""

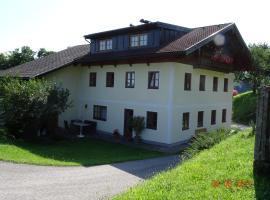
[{"left": 0, "top": 155, "right": 179, "bottom": 200}]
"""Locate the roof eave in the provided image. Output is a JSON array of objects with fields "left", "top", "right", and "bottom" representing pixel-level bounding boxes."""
[{"left": 184, "top": 23, "right": 235, "bottom": 55}]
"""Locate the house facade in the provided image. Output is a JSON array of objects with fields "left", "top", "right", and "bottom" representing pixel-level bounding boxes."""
[{"left": 1, "top": 20, "right": 251, "bottom": 147}]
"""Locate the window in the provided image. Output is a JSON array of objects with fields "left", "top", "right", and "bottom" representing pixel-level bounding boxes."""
[
  {"left": 222, "top": 109, "right": 227, "bottom": 123},
  {"left": 211, "top": 110, "right": 216, "bottom": 125},
  {"left": 140, "top": 34, "right": 148, "bottom": 46},
  {"left": 146, "top": 111, "right": 157, "bottom": 130},
  {"left": 182, "top": 112, "right": 189, "bottom": 130},
  {"left": 106, "top": 72, "right": 114, "bottom": 87},
  {"left": 197, "top": 111, "right": 204, "bottom": 127},
  {"left": 93, "top": 105, "right": 107, "bottom": 121},
  {"left": 199, "top": 75, "right": 206, "bottom": 91},
  {"left": 125, "top": 72, "right": 135, "bottom": 88},
  {"left": 148, "top": 71, "right": 159, "bottom": 89},
  {"left": 213, "top": 77, "right": 218, "bottom": 92},
  {"left": 184, "top": 73, "right": 192, "bottom": 91},
  {"left": 89, "top": 72, "right": 96, "bottom": 87},
  {"left": 130, "top": 34, "right": 148, "bottom": 47},
  {"left": 99, "top": 39, "right": 112, "bottom": 51},
  {"left": 224, "top": 78, "right": 228, "bottom": 92}
]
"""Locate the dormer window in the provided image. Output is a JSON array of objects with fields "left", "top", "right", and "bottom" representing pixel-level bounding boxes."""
[
  {"left": 130, "top": 34, "right": 148, "bottom": 47},
  {"left": 99, "top": 39, "right": 112, "bottom": 51}
]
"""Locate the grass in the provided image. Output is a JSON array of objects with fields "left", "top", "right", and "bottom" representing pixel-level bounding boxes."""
[
  {"left": 114, "top": 130, "right": 270, "bottom": 200},
  {"left": 233, "top": 91, "right": 257, "bottom": 125},
  {"left": 0, "top": 137, "right": 163, "bottom": 166}
]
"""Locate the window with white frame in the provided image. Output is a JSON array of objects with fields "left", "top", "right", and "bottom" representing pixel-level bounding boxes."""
[
  {"left": 140, "top": 34, "right": 148, "bottom": 46},
  {"left": 99, "top": 39, "right": 112, "bottom": 51},
  {"left": 148, "top": 71, "right": 159, "bottom": 89},
  {"left": 130, "top": 34, "right": 148, "bottom": 47},
  {"left": 125, "top": 72, "right": 135, "bottom": 88}
]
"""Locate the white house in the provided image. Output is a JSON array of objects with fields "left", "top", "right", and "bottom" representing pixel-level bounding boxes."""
[{"left": 1, "top": 20, "right": 251, "bottom": 149}]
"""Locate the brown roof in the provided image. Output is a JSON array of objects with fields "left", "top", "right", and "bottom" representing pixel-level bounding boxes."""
[
  {"left": 158, "top": 23, "right": 232, "bottom": 53},
  {"left": 0, "top": 22, "right": 250, "bottom": 77},
  {"left": 78, "top": 23, "right": 242, "bottom": 65},
  {"left": 0, "top": 44, "right": 89, "bottom": 78}
]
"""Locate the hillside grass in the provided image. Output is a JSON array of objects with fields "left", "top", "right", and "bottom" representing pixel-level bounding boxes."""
[
  {"left": 114, "top": 130, "right": 270, "bottom": 200},
  {"left": 233, "top": 91, "right": 257, "bottom": 125}
]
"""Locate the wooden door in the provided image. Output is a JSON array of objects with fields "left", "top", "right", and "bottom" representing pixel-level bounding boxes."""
[{"left": 123, "top": 109, "right": 133, "bottom": 137}]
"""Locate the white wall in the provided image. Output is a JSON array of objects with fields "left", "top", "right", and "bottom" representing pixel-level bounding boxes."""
[
  {"left": 77, "top": 63, "right": 172, "bottom": 144},
  {"left": 45, "top": 66, "right": 82, "bottom": 125},
  {"left": 170, "top": 63, "right": 234, "bottom": 143},
  {"left": 45, "top": 62, "right": 234, "bottom": 145}
]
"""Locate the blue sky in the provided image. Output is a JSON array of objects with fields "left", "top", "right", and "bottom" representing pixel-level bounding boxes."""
[{"left": 0, "top": 0, "right": 269, "bottom": 53}]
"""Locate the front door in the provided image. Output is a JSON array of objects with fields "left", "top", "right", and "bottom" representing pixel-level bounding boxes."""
[{"left": 124, "top": 109, "right": 133, "bottom": 137}]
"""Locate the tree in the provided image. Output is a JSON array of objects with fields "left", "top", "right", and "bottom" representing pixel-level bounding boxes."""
[
  {"left": 0, "top": 78, "right": 71, "bottom": 140},
  {"left": 8, "top": 46, "right": 35, "bottom": 67},
  {"left": 0, "top": 46, "right": 54, "bottom": 70},
  {"left": 235, "top": 43, "right": 270, "bottom": 93},
  {"left": 37, "top": 48, "right": 54, "bottom": 58},
  {"left": 0, "top": 53, "right": 8, "bottom": 69}
]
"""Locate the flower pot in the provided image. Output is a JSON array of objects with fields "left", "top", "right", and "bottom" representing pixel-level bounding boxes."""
[{"left": 134, "top": 135, "right": 142, "bottom": 144}]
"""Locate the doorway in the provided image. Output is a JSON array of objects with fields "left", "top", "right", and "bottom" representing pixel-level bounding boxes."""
[{"left": 123, "top": 109, "right": 134, "bottom": 137}]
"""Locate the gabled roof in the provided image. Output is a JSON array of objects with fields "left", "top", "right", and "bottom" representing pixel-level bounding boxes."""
[
  {"left": 0, "top": 22, "right": 251, "bottom": 78},
  {"left": 0, "top": 45, "right": 89, "bottom": 78},
  {"left": 78, "top": 23, "right": 251, "bottom": 69}
]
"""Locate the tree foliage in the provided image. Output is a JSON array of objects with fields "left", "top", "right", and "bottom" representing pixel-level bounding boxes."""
[
  {"left": 235, "top": 43, "right": 270, "bottom": 93},
  {"left": 0, "top": 78, "right": 71, "bottom": 140},
  {"left": 0, "top": 46, "right": 54, "bottom": 70},
  {"left": 37, "top": 48, "right": 54, "bottom": 58},
  {"left": 8, "top": 46, "right": 35, "bottom": 67}
]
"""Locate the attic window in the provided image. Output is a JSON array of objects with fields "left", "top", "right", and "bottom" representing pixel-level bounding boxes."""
[
  {"left": 130, "top": 34, "right": 148, "bottom": 47},
  {"left": 99, "top": 39, "right": 112, "bottom": 51}
]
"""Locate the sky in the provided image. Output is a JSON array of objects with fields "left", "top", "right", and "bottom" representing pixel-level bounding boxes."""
[{"left": 0, "top": 0, "right": 269, "bottom": 53}]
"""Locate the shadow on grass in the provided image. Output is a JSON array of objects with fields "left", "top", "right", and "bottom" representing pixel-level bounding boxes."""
[{"left": 0, "top": 137, "right": 163, "bottom": 167}]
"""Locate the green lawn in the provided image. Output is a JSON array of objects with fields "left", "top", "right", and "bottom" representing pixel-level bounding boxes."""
[
  {"left": 233, "top": 91, "right": 257, "bottom": 125},
  {"left": 114, "top": 130, "right": 270, "bottom": 200},
  {"left": 0, "top": 137, "right": 163, "bottom": 166}
]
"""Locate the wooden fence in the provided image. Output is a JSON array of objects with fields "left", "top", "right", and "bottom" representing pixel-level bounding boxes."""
[{"left": 254, "top": 86, "right": 270, "bottom": 176}]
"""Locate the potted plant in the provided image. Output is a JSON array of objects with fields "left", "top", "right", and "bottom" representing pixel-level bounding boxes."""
[
  {"left": 131, "top": 116, "right": 145, "bottom": 143},
  {"left": 113, "top": 129, "right": 120, "bottom": 142}
]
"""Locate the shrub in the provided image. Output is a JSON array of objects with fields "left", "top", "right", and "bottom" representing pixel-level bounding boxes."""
[
  {"left": 0, "top": 77, "right": 71, "bottom": 140},
  {"left": 130, "top": 116, "right": 145, "bottom": 137},
  {"left": 232, "top": 91, "right": 257, "bottom": 125},
  {"left": 181, "top": 129, "right": 238, "bottom": 160}
]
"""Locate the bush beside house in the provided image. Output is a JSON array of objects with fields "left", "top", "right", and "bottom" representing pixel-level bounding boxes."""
[{"left": 0, "top": 77, "right": 71, "bottom": 141}]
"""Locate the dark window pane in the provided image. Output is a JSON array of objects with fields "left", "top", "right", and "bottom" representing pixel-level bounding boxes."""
[
  {"left": 224, "top": 78, "right": 228, "bottom": 92},
  {"left": 146, "top": 111, "right": 157, "bottom": 130},
  {"left": 182, "top": 112, "right": 189, "bottom": 130},
  {"left": 213, "top": 77, "right": 218, "bottom": 92},
  {"left": 89, "top": 72, "right": 96, "bottom": 87},
  {"left": 211, "top": 110, "right": 216, "bottom": 125},
  {"left": 222, "top": 109, "right": 227, "bottom": 122},
  {"left": 106, "top": 72, "right": 114, "bottom": 87},
  {"left": 184, "top": 73, "right": 192, "bottom": 91},
  {"left": 199, "top": 75, "right": 206, "bottom": 91},
  {"left": 197, "top": 111, "right": 204, "bottom": 127},
  {"left": 93, "top": 105, "right": 107, "bottom": 121},
  {"left": 148, "top": 71, "right": 159, "bottom": 89}
]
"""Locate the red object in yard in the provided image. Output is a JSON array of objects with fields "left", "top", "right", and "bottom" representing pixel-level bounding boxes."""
[{"left": 233, "top": 89, "right": 239, "bottom": 96}]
